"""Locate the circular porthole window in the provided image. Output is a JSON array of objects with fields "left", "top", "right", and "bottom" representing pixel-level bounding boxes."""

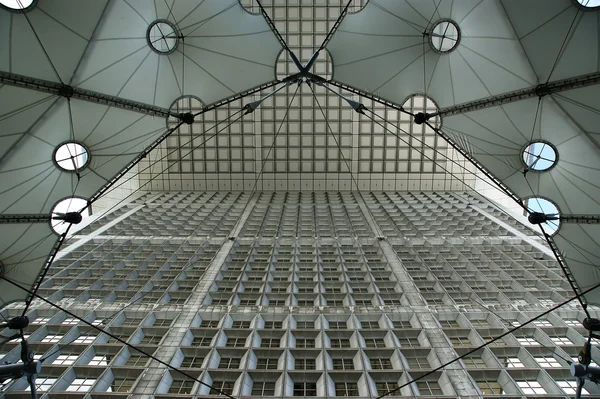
[
  {"left": 0, "top": 0, "right": 35, "bottom": 11},
  {"left": 53, "top": 142, "right": 90, "bottom": 172},
  {"left": 522, "top": 141, "right": 558, "bottom": 172},
  {"left": 51, "top": 197, "right": 90, "bottom": 234},
  {"left": 525, "top": 197, "right": 561, "bottom": 235},
  {"left": 429, "top": 19, "right": 460, "bottom": 54},
  {"left": 575, "top": 0, "right": 600, "bottom": 9},
  {"left": 147, "top": 20, "right": 179, "bottom": 54}
]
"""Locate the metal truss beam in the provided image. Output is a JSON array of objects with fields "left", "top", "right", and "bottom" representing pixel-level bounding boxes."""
[
  {"left": 0, "top": 71, "right": 174, "bottom": 118},
  {"left": 560, "top": 214, "right": 600, "bottom": 224},
  {"left": 0, "top": 214, "right": 50, "bottom": 224},
  {"left": 325, "top": 79, "right": 413, "bottom": 116},
  {"left": 328, "top": 71, "right": 600, "bottom": 119},
  {"left": 435, "top": 71, "right": 600, "bottom": 117}
]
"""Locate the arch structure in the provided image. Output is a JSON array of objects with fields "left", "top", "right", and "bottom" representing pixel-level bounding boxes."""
[{"left": 1, "top": 0, "right": 600, "bottom": 310}]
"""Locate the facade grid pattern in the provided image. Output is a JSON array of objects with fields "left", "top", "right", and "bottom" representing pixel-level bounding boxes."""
[{"left": 0, "top": 191, "right": 595, "bottom": 398}]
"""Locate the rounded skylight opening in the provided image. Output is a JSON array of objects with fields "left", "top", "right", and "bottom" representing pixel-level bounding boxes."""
[
  {"left": 167, "top": 95, "right": 205, "bottom": 128},
  {"left": 429, "top": 19, "right": 461, "bottom": 54},
  {"left": 525, "top": 197, "right": 561, "bottom": 235},
  {"left": 147, "top": 20, "right": 179, "bottom": 55},
  {"left": 53, "top": 142, "right": 90, "bottom": 172},
  {"left": 403, "top": 94, "right": 441, "bottom": 128},
  {"left": 575, "top": 0, "right": 600, "bottom": 9},
  {"left": 522, "top": 141, "right": 558, "bottom": 172},
  {"left": 0, "top": 0, "right": 36, "bottom": 11},
  {"left": 51, "top": 197, "right": 90, "bottom": 235}
]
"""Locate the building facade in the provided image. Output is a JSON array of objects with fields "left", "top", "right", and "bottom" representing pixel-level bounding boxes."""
[{"left": 0, "top": 190, "right": 595, "bottom": 398}]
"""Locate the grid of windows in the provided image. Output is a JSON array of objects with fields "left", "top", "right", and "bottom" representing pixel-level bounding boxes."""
[{"left": 12, "top": 191, "right": 579, "bottom": 398}]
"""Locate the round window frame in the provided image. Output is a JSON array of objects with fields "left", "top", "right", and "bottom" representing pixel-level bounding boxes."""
[
  {"left": 573, "top": 0, "right": 600, "bottom": 10},
  {"left": 0, "top": 0, "right": 37, "bottom": 12},
  {"left": 52, "top": 141, "right": 91, "bottom": 173},
  {"left": 523, "top": 195, "right": 562, "bottom": 236},
  {"left": 429, "top": 19, "right": 461, "bottom": 54},
  {"left": 49, "top": 196, "right": 90, "bottom": 236},
  {"left": 402, "top": 93, "right": 443, "bottom": 129},
  {"left": 520, "top": 140, "right": 559, "bottom": 173},
  {"left": 166, "top": 95, "right": 206, "bottom": 129},
  {"left": 146, "top": 19, "right": 180, "bottom": 55}
]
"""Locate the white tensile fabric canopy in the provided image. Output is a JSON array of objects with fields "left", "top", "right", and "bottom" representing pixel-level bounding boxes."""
[
  {"left": 327, "top": 0, "right": 600, "bottom": 305},
  {"left": 1, "top": 0, "right": 600, "bottom": 309},
  {"left": 0, "top": 0, "right": 281, "bottom": 307}
]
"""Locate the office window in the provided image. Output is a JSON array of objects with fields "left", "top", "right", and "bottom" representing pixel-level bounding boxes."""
[
  {"left": 42, "top": 334, "right": 63, "bottom": 343},
  {"left": 62, "top": 318, "right": 79, "bottom": 325},
  {"left": 331, "top": 338, "right": 351, "bottom": 348},
  {"left": 200, "top": 320, "right": 220, "bottom": 328},
  {"left": 332, "top": 358, "right": 354, "bottom": 370},
  {"left": 295, "top": 321, "right": 315, "bottom": 329},
  {"left": 416, "top": 381, "right": 443, "bottom": 396},
  {"left": 169, "top": 379, "right": 195, "bottom": 395},
  {"left": 293, "top": 382, "right": 317, "bottom": 396},
  {"left": 67, "top": 378, "right": 96, "bottom": 392},
  {"left": 550, "top": 337, "right": 574, "bottom": 346},
  {"left": 505, "top": 357, "right": 524, "bottom": 368},
  {"left": 261, "top": 338, "right": 280, "bottom": 348},
  {"left": 335, "top": 382, "right": 359, "bottom": 397},
  {"left": 375, "top": 382, "right": 396, "bottom": 396},
  {"left": 181, "top": 356, "right": 203, "bottom": 368},
  {"left": 125, "top": 355, "right": 146, "bottom": 366},
  {"left": 439, "top": 320, "right": 460, "bottom": 328},
  {"left": 212, "top": 381, "right": 234, "bottom": 396},
  {"left": 192, "top": 336, "right": 213, "bottom": 346},
  {"left": 226, "top": 337, "right": 246, "bottom": 347},
  {"left": 296, "top": 358, "right": 316, "bottom": 370},
  {"left": 153, "top": 318, "right": 173, "bottom": 327},
  {"left": 218, "top": 357, "right": 241, "bottom": 369},
  {"left": 30, "top": 377, "right": 57, "bottom": 392},
  {"left": 231, "top": 321, "right": 251, "bottom": 329},
  {"left": 398, "top": 337, "right": 420, "bottom": 347},
  {"left": 534, "top": 356, "right": 561, "bottom": 368},
  {"left": 53, "top": 354, "right": 78, "bottom": 365},
  {"left": 263, "top": 321, "right": 283, "bottom": 329},
  {"left": 122, "top": 317, "right": 144, "bottom": 326},
  {"left": 88, "top": 355, "right": 108, "bottom": 366},
  {"left": 296, "top": 339, "right": 315, "bottom": 348},
  {"left": 558, "top": 380, "right": 589, "bottom": 395},
  {"left": 371, "top": 358, "right": 392, "bottom": 370},
  {"left": 74, "top": 334, "right": 96, "bottom": 344},
  {"left": 463, "top": 356, "right": 485, "bottom": 369},
  {"left": 563, "top": 319, "right": 580, "bottom": 327},
  {"left": 517, "top": 381, "right": 546, "bottom": 395},
  {"left": 533, "top": 320, "right": 552, "bottom": 327},
  {"left": 365, "top": 338, "right": 386, "bottom": 348},
  {"left": 328, "top": 321, "right": 346, "bottom": 329},
  {"left": 516, "top": 337, "right": 539, "bottom": 346},
  {"left": 477, "top": 380, "right": 503, "bottom": 395},
  {"left": 139, "top": 333, "right": 162, "bottom": 345},
  {"left": 31, "top": 317, "right": 53, "bottom": 325},
  {"left": 111, "top": 378, "right": 136, "bottom": 393},
  {"left": 406, "top": 356, "right": 429, "bottom": 369},
  {"left": 252, "top": 381, "right": 275, "bottom": 396},
  {"left": 361, "top": 321, "right": 380, "bottom": 329},
  {"left": 256, "top": 358, "right": 278, "bottom": 369}
]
